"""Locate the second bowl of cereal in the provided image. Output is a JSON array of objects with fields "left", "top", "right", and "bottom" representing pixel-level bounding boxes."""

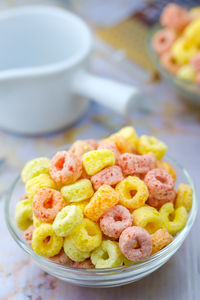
[{"left": 148, "top": 3, "right": 200, "bottom": 105}]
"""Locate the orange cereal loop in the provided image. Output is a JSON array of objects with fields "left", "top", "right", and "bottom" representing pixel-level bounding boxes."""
[
  {"left": 156, "top": 160, "right": 177, "bottom": 181},
  {"left": 33, "top": 188, "right": 65, "bottom": 223},
  {"left": 152, "top": 29, "right": 176, "bottom": 56},
  {"left": 84, "top": 185, "right": 119, "bottom": 222},
  {"left": 109, "top": 135, "right": 133, "bottom": 153},
  {"left": 49, "top": 151, "right": 82, "bottom": 185},
  {"left": 151, "top": 229, "right": 173, "bottom": 255},
  {"left": 160, "top": 3, "right": 190, "bottom": 32},
  {"left": 160, "top": 51, "right": 180, "bottom": 74}
]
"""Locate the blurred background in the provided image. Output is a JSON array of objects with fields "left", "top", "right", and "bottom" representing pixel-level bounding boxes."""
[{"left": 0, "top": 1, "right": 199, "bottom": 299}]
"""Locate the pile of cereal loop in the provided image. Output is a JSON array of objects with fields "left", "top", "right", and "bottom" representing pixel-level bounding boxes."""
[
  {"left": 152, "top": 3, "right": 200, "bottom": 84},
  {"left": 15, "top": 127, "right": 193, "bottom": 269}
]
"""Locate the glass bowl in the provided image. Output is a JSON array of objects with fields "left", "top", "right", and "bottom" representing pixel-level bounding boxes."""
[
  {"left": 147, "top": 24, "right": 200, "bottom": 106},
  {"left": 5, "top": 152, "right": 198, "bottom": 288}
]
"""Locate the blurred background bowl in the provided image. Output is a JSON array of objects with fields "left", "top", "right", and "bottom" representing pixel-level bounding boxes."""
[{"left": 147, "top": 24, "right": 200, "bottom": 106}]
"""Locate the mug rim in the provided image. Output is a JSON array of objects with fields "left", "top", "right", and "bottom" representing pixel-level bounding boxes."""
[{"left": 0, "top": 5, "right": 92, "bottom": 81}]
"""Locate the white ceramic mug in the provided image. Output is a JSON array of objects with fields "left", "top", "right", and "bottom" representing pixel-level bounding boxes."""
[{"left": 0, "top": 6, "right": 141, "bottom": 134}]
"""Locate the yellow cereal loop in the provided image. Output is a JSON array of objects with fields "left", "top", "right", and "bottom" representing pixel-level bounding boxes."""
[
  {"left": 32, "top": 224, "right": 63, "bottom": 257},
  {"left": 33, "top": 215, "right": 43, "bottom": 227},
  {"left": 159, "top": 203, "right": 188, "bottom": 235},
  {"left": 21, "top": 157, "right": 50, "bottom": 183},
  {"left": 116, "top": 126, "right": 138, "bottom": 148},
  {"left": 116, "top": 176, "right": 149, "bottom": 210},
  {"left": 26, "top": 174, "right": 57, "bottom": 201},
  {"left": 132, "top": 205, "right": 164, "bottom": 234},
  {"left": 15, "top": 199, "right": 33, "bottom": 230},
  {"left": 82, "top": 149, "right": 115, "bottom": 175},
  {"left": 137, "top": 135, "right": 167, "bottom": 160},
  {"left": 91, "top": 240, "right": 123, "bottom": 268},
  {"left": 84, "top": 185, "right": 119, "bottom": 221},
  {"left": 61, "top": 179, "right": 94, "bottom": 203},
  {"left": 123, "top": 256, "right": 136, "bottom": 266},
  {"left": 171, "top": 38, "right": 198, "bottom": 64},
  {"left": 63, "top": 235, "right": 90, "bottom": 262},
  {"left": 175, "top": 184, "right": 193, "bottom": 212},
  {"left": 69, "top": 200, "right": 90, "bottom": 212},
  {"left": 177, "top": 65, "right": 196, "bottom": 82},
  {"left": 184, "top": 19, "right": 200, "bottom": 45},
  {"left": 156, "top": 160, "right": 177, "bottom": 181},
  {"left": 52, "top": 205, "right": 83, "bottom": 237},
  {"left": 71, "top": 218, "right": 102, "bottom": 252}
]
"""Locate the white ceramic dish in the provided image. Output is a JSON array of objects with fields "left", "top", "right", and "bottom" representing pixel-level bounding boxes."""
[{"left": 0, "top": 6, "right": 140, "bottom": 134}]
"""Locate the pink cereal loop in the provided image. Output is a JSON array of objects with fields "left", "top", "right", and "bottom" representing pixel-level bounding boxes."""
[
  {"left": 144, "top": 168, "right": 175, "bottom": 200},
  {"left": 160, "top": 3, "right": 190, "bottom": 32},
  {"left": 49, "top": 249, "right": 73, "bottom": 265},
  {"left": 86, "top": 139, "right": 98, "bottom": 149},
  {"left": 100, "top": 205, "right": 132, "bottom": 238},
  {"left": 191, "top": 52, "right": 200, "bottom": 72},
  {"left": 118, "top": 153, "right": 156, "bottom": 177},
  {"left": 152, "top": 29, "right": 176, "bottom": 56},
  {"left": 49, "top": 151, "right": 82, "bottom": 185},
  {"left": 119, "top": 226, "right": 152, "bottom": 261},
  {"left": 98, "top": 141, "right": 120, "bottom": 163},
  {"left": 49, "top": 251, "right": 94, "bottom": 268},
  {"left": 24, "top": 225, "right": 34, "bottom": 242},
  {"left": 195, "top": 73, "right": 200, "bottom": 84},
  {"left": 72, "top": 259, "right": 95, "bottom": 269},
  {"left": 147, "top": 189, "right": 176, "bottom": 210},
  {"left": 160, "top": 51, "right": 180, "bottom": 74},
  {"left": 69, "top": 140, "right": 95, "bottom": 158},
  {"left": 91, "top": 166, "right": 124, "bottom": 190},
  {"left": 33, "top": 188, "right": 65, "bottom": 223}
]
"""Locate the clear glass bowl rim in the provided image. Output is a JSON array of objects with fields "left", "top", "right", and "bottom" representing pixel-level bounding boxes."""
[
  {"left": 147, "top": 23, "right": 200, "bottom": 89},
  {"left": 4, "top": 153, "right": 198, "bottom": 280}
]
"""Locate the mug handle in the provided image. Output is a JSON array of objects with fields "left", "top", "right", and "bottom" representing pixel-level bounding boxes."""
[{"left": 71, "top": 70, "right": 142, "bottom": 114}]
